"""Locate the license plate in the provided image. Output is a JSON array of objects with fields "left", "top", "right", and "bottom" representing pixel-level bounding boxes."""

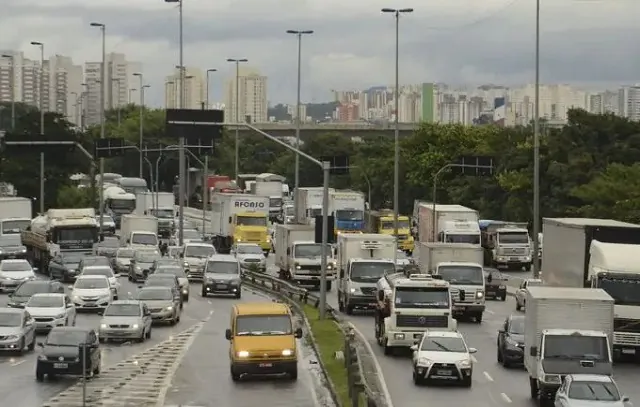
[
  {"left": 217, "top": 284, "right": 227, "bottom": 289},
  {"left": 622, "top": 349, "right": 636, "bottom": 355},
  {"left": 84, "top": 304, "right": 97, "bottom": 307},
  {"left": 509, "top": 257, "right": 518, "bottom": 261},
  {"left": 259, "top": 363, "right": 272, "bottom": 368},
  {"left": 437, "top": 370, "right": 451, "bottom": 376},
  {"left": 54, "top": 363, "right": 68, "bottom": 369}
]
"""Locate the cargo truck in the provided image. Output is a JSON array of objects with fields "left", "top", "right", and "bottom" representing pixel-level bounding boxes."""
[
  {"left": 542, "top": 217, "right": 640, "bottom": 357},
  {"left": 414, "top": 202, "right": 481, "bottom": 245},
  {"left": 252, "top": 173, "right": 284, "bottom": 222},
  {"left": 103, "top": 186, "right": 136, "bottom": 228},
  {"left": 330, "top": 190, "right": 365, "bottom": 235},
  {"left": 0, "top": 197, "right": 33, "bottom": 236},
  {"left": 135, "top": 192, "right": 175, "bottom": 237},
  {"left": 479, "top": 220, "right": 532, "bottom": 270},
  {"left": 119, "top": 214, "right": 158, "bottom": 249},
  {"left": 365, "top": 209, "right": 414, "bottom": 253},
  {"left": 274, "top": 223, "right": 336, "bottom": 290},
  {"left": 417, "top": 242, "right": 486, "bottom": 322},
  {"left": 209, "top": 193, "right": 270, "bottom": 254},
  {"left": 337, "top": 234, "right": 396, "bottom": 314},
  {"left": 524, "top": 286, "right": 614, "bottom": 403},
  {"left": 375, "top": 273, "right": 456, "bottom": 355},
  {"left": 295, "top": 187, "right": 334, "bottom": 225}
]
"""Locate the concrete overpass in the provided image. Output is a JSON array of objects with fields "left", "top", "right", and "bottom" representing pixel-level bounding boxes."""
[{"left": 236, "top": 122, "right": 418, "bottom": 140}]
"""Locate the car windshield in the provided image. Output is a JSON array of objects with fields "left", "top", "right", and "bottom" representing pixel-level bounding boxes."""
[
  {"left": 145, "top": 277, "right": 174, "bottom": 287},
  {"left": 235, "top": 314, "right": 292, "bottom": 336},
  {"left": 183, "top": 230, "right": 200, "bottom": 239},
  {"left": 350, "top": 262, "right": 395, "bottom": 283},
  {"left": 104, "top": 304, "right": 141, "bottom": 316},
  {"left": 13, "top": 282, "right": 50, "bottom": 296},
  {"left": 0, "top": 312, "right": 21, "bottom": 327},
  {"left": 27, "top": 295, "right": 63, "bottom": 308},
  {"left": 0, "top": 220, "right": 30, "bottom": 234},
  {"left": 131, "top": 233, "right": 157, "bottom": 246},
  {"left": 293, "top": 244, "right": 331, "bottom": 258},
  {"left": 395, "top": 287, "right": 450, "bottom": 309},
  {"left": 543, "top": 335, "right": 608, "bottom": 361},
  {"left": 83, "top": 268, "right": 113, "bottom": 277},
  {"left": 421, "top": 336, "right": 467, "bottom": 353},
  {"left": 509, "top": 318, "right": 525, "bottom": 334},
  {"left": 149, "top": 208, "right": 173, "bottom": 218},
  {"left": 184, "top": 245, "right": 216, "bottom": 258},
  {"left": 135, "top": 252, "right": 159, "bottom": 262},
  {"left": 236, "top": 216, "right": 267, "bottom": 227},
  {"left": 138, "top": 289, "right": 172, "bottom": 300},
  {"left": 236, "top": 245, "right": 263, "bottom": 255},
  {"left": 82, "top": 257, "right": 110, "bottom": 267},
  {"left": 205, "top": 261, "right": 238, "bottom": 274},
  {"left": 568, "top": 381, "right": 620, "bottom": 401},
  {"left": 1, "top": 261, "right": 31, "bottom": 272},
  {"left": 46, "top": 330, "right": 87, "bottom": 346},
  {"left": 335, "top": 209, "right": 364, "bottom": 221},
  {"left": 117, "top": 249, "right": 135, "bottom": 258},
  {"left": 156, "top": 267, "right": 187, "bottom": 278},
  {"left": 380, "top": 220, "right": 410, "bottom": 229},
  {"left": 75, "top": 278, "right": 108, "bottom": 289},
  {"left": 437, "top": 265, "right": 484, "bottom": 285}
]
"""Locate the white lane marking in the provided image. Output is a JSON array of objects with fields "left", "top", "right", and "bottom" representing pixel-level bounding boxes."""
[
  {"left": 10, "top": 359, "right": 25, "bottom": 367},
  {"left": 207, "top": 300, "right": 212, "bottom": 304},
  {"left": 483, "top": 371, "right": 494, "bottom": 382},
  {"left": 500, "top": 393, "right": 512, "bottom": 403},
  {"left": 471, "top": 355, "right": 477, "bottom": 363},
  {"left": 486, "top": 309, "right": 495, "bottom": 315}
]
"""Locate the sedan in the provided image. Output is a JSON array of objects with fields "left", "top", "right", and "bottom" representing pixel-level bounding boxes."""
[
  {"left": 142, "top": 275, "right": 183, "bottom": 308},
  {"left": 153, "top": 266, "right": 190, "bottom": 301},
  {"left": 136, "top": 287, "right": 180, "bottom": 325},
  {"left": 233, "top": 243, "right": 266, "bottom": 272},
  {"left": 554, "top": 374, "right": 630, "bottom": 407},
  {"left": 80, "top": 266, "right": 119, "bottom": 299},
  {"left": 7, "top": 280, "right": 66, "bottom": 309},
  {"left": 128, "top": 250, "right": 162, "bottom": 282},
  {"left": 98, "top": 300, "right": 152, "bottom": 342},
  {"left": 25, "top": 293, "right": 76, "bottom": 332},
  {"left": 0, "top": 259, "right": 35, "bottom": 293},
  {"left": 497, "top": 314, "right": 525, "bottom": 367},
  {"left": 0, "top": 307, "right": 36, "bottom": 353}
]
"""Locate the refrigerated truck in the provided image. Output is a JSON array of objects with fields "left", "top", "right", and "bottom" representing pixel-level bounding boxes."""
[
  {"left": 209, "top": 193, "right": 270, "bottom": 254},
  {"left": 414, "top": 202, "right": 481, "bottom": 245},
  {"left": 295, "top": 187, "right": 334, "bottom": 225}
]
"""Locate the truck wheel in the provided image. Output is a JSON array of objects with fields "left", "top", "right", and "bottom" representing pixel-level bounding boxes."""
[
  {"left": 383, "top": 338, "right": 393, "bottom": 355},
  {"left": 475, "top": 313, "right": 483, "bottom": 323},
  {"left": 325, "top": 281, "right": 332, "bottom": 291},
  {"left": 337, "top": 294, "right": 344, "bottom": 312},
  {"left": 345, "top": 304, "right": 354, "bottom": 315},
  {"left": 525, "top": 263, "right": 532, "bottom": 272},
  {"left": 529, "top": 377, "right": 539, "bottom": 399},
  {"left": 516, "top": 301, "right": 522, "bottom": 311}
]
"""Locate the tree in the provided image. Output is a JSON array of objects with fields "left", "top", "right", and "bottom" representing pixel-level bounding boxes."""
[{"left": 56, "top": 185, "right": 93, "bottom": 208}]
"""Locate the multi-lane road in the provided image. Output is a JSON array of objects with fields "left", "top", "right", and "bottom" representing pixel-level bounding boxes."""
[{"left": 0, "top": 275, "right": 325, "bottom": 407}]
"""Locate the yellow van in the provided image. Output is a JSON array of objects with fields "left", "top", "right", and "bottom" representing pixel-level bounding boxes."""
[{"left": 225, "top": 302, "right": 302, "bottom": 381}]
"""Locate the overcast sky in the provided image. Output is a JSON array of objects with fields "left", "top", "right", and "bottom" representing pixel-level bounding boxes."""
[{"left": 2, "top": 0, "right": 639, "bottom": 107}]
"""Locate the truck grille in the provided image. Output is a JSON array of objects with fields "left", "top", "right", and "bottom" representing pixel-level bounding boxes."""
[
  {"left": 109, "top": 324, "right": 130, "bottom": 328},
  {"left": 34, "top": 317, "right": 54, "bottom": 322},
  {"left": 244, "top": 232, "right": 262, "bottom": 241},
  {"left": 614, "top": 318, "right": 640, "bottom": 333},
  {"left": 396, "top": 315, "right": 449, "bottom": 328},
  {"left": 449, "top": 288, "right": 476, "bottom": 303},
  {"left": 360, "top": 287, "right": 376, "bottom": 295},
  {"left": 502, "top": 247, "right": 526, "bottom": 255},
  {"left": 302, "top": 265, "right": 321, "bottom": 272}
]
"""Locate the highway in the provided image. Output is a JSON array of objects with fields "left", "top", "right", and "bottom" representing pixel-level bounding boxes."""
[{"left": 0, "top": 274, "right": 324, "bottom": 407}]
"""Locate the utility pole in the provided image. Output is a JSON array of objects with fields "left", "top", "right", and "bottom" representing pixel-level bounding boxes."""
[
  {"left": 226, "top": 58, "right": 248, "bottom": 184},
  {"left": 90, "top": 22, "right": 107, "bottom": 237},
  {"left": 1, "top": 54, "right": 15, "bottom": 130},
  {"left": 30, "top": 41, "right": 45, "bottom": 214}
]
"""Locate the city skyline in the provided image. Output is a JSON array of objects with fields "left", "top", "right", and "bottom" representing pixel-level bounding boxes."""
[{"left": 2, "top": 0, "right": 640, "bottom": 108}]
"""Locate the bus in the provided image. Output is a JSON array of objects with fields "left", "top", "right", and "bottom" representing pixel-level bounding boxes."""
[{"left": 117, "top": 177, "right": 148, "bottom": 195}]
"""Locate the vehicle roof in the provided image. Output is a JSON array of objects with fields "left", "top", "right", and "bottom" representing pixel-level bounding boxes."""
[
  {"left": 424, "top": 330, "right": 464, "bottom": 338},
  {"left": 109, "top": 300, "right": 141, "bottom": 306},
  {"left": 543, "top": 328, "right": 609, "bottom": 337},
  {"left": 207, "top": 254, "right": 237, "bottom": 262},
  {"left": 590, "top": 241, "right": 640, "bottom": 272},
  {"left": 30, "top": 293, "right": 64, "bottom": 298},
  {"left": 236, "top": 243, "right": 261, "bottom": 247},
  {"left": 234, "top": 302, "right": 290, "bottom": 316},
  {"left": 50, "top": 326, "right": 90, "bottom": 333},
  {"left": 76, "top": 274, "right": 109, "bottom": 280},
  {"left": 184, "top": 242, "right": 214, "bottom": 247},
  {"left": 527, "top": 286, "right": 613, "bottom": 301},
  {"left": 351, "top": 258, "right": 395, "bottom": 263},
  {"left": 437, "top": 261, "right": 483, "bottom": 268},
  {"left": 139, "top": 286, "right": 172, "bottom": 291},
  {"left": 544, "top": 217, "right": 640, "bottom": 228},
  {"left": 508, "top": 314, "right": 525, "bottom": 321},
  {"left": 147, "top": 274, "right": 176, "bottom": 279},
  {"left": 566, "top": 374, "right": 613, "bottom": 383},
  {"left": 0, "top": 259, "right": 30, "bottom": 264}
]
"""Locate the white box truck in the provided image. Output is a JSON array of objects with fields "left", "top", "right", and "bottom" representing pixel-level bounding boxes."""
[
  {"left": 295, "top": 187, "right": 333, "bottom": 225},
  {"left": 251, "top": 179, "right": 283, "bottom": 222},
  {"left": 525, "top": 286, "right": 613, "bottom": 403},
  {"left": 274, "top": 223, "right": 336, "bottom": 290},
  {"left": 337, "top": 234, "right": 396, "bottom": 314},
  {"left": 136, "top": 192, "right": 176, "bottom": 237},
  {"left": 120, "top": 214, "right": 159, "bottom": 248},
  {"left": 415, "top": 202, "right": 481, "bottom": 245},
  {"left": 542, "top": 217, "right": 640, "bottom": 356},
  {"left": 210, "top": 193, "right": 270, "bottom": 254},
  {"left": 0, "top": 197, "right": 33, "bottom": 235}
]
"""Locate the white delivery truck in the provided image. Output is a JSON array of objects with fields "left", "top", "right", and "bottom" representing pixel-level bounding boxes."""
[
  {"left": 375, "top": 273, "right": 456, "bottom": 354},
  {"left": 479, "top": 220, "right": 532, "bottom": 270},
  {"left": 415, "top": 202, "right": 481, "bottom": 245},
  {"left": 210, "top": 193, "right": 270, "bottom": 254},
  {"left": 417, "top": 242, "right": 486, "bottom": 322},
  {"left": 136, "top": 192, "right": 176, "bottom": 237},
  {"left": 274, "top": 223, "right": 336, "bottom": 290},
  {"left": 119, "top": 214, "right": 159, "bottom": 248},
  {"left": 295, "top": 187, "right": 334, "bottom": 225},
  {"left": 542, "top": 217, "right": 640, "bottom": 357},
  {"left": 525, "top": 286, "right": 614, "bottom": 403},
  {"left": 330, "top": 190, "right": 366, "bottom": 234},
  {"left": 0, "top": 197, "right": 33, "bottom": 235},
  {"left": 336, "top": 234, "right": 396, "bottom": 314},
  {"left": 252, "top": 178, "right": 283, "bottom": 222}
]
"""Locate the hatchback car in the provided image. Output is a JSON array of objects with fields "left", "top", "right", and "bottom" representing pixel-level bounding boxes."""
[
  {"left": 136, "top": 287, "right": 181, "bottom": 325},
  {"left": 0, "top": 307, "right": 36, "bottom": 353},
  {"left": 142, "top": 275, "right": 183, "bottom": 308},
  {"left": 49, "top": 252, "right": 85, "bottom": 282},
  {"left": 485, "top": 269, "right": 508, "bottom": 301},
  {"left": 98, "top": 300, "right": 152, "bottom": 342},
  {"left": 202, "top": 254, "right": 241, "bottom": 298},
  {"left": 35, "top": 327, "right": 101, "bottom": 381},
  {"left": 554, "top": 374, "right": 630, "bottom": 407},
  {"left": 515, "top": 278, "right": 543, "bottom": 311},
  {"left": 113, "top": 248, "right": 135, "bottom": 275},
  {"left": 0, "top": 259, "right": 35, "bottom": 292},
  {"left": 496, "top": 314, "right": 525, "bottom": 367},
  {"left": 8, "top": 280, "right": 66, "bottom": 308},
  {"left": 410, "top": 330, "right": 476, "bottom": 387},
  {"left": 25, "top": 293, "right": 76, "bottom": 332},
  {"left": 153, "top": 266, "right": 190, "bottom": 301}
]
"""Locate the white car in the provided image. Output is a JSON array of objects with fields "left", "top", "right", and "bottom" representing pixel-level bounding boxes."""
[
  {"left": 182, "top": 242, "right": 217, "bottom": 280},
  {"left": 0, "top": 259, "right": 35, "bottom": 292},
  {"left": 232, "top": 243, "right": 266, "bottom": 272},
  {"left": 80, "top": 265, "right": 120, "bottom": 298},
  {"left": 170, "top": 229, "right": 202, "bottom": 245},
  {"left": 25, "top": 293, "right": 76, "bottom": 331},
  {"left": 410, "top": 330, "right": 476, "bottom": 387},
  {"left": 71, "top": 275, "right": 113, "bottom": 311},
  {"left": 554, "top": 374, "right": 630, "bottom": 407},
  {"left": 515, "top": 278, "right": 543, "bottom": 311}
]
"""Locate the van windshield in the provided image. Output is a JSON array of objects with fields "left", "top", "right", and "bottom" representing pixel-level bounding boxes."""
[
  {"left": 350, "top": 262, "right": 395, "bottom": 283},
  {"left": 235, "top": 314, "right": 292, "bottom": 336},
  {"left": 543, "top": 335, "right": 608, "bottom": 361}
]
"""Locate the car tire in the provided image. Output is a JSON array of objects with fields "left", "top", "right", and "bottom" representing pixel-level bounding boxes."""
[
  {"left": 235, "top": 291, "right": 241, "bottom": 299},
  {"left": 145, "top": 328, "right": 151, "bottom": 339},
  {"left": 201, "top": 289, "right": 207, "bottom": 297},
  {"left": 501, "top": 295, "right": 506, "bottom": 301},
  {"left": 17, "top": 338, "right": 25, "bottom": 354},
  {"left": 230, "top": 366, "right": 241, "bottom": 381},
  {"left": 516, "top": 301, "right": 522, "bottom": 311},
  {"left": 184, "top": 295, "right": 189, "bottom": 302},
  {"left": 289, "top": 367, "right": 298, "bottom": 381},
  {"left": 35, "top": 367, "right": 44, "bottom": 382},
  {"left": 412, "top": 369, "right": 423, "bottom": 385},
  {"left": 462, "top": 377, "right": 472, "bottom": 387},
  {"left": 28, "top": 336, "right": 35, "bottom": 351}
]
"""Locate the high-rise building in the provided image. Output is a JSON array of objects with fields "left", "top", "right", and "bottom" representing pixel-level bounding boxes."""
[
  {"left": 164, "top": 67, "right": 205, "bottom": 109},
  {"left": 224, "top": 67, "right": 268, "bottom": 124}
]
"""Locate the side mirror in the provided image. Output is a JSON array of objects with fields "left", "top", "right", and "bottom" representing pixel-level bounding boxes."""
[
  {"left": 225, "top": 328, "right": 232, "bottom": 340},
  {"left": 498, "top": 329, "right": 505, "bottom": 334},
  {"left": 622, "top": 396, "right": 630, "bottom": 402},
  {"left": 339, "top": 270, "right": 345, "bottom": 279},
  {"left": 377, "top": 291, "right": 384, "bottom": 301},
  {"left": 66, "top": 303, "right": 73, "bottom": 308},
  {"left": 530, "top": 346, "right": 538, "bottom": 357},
  {"left": 409, "top": 345, "right": 418, "bottom": 352},
  {"left": 286, "top": 248, "right": 290, "bottom": 255},
  {"left": 468, "top": 347, "right": 477, "bottom": 354},
  {"left": 294, "top": 327, "right": 303, "bottom": 338},
  {"left": 37, "top": 342, "right": 44, "bottom": 348},
  {"left": 144, "top": 311, "right": 151, "bottom": 316},
  {"left": 137, "top": 285, "right": 143, "bottom": 289},
  {"left": 25, "top": 319, "right": 34, "bottom": 326}
]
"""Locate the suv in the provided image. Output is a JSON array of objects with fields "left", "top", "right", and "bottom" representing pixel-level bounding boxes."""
[
  {"left": 201, "top": 254, "right": 241, "bottom": 298},
  {"left": 8, "top": 280, "right": 66, "bottom": 308},
  {"left": 35, "top": 327, "right": 101, "bottom": 381}
]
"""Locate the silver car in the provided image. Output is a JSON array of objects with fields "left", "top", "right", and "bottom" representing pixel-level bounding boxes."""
[
  {"left": 182, "top": 243, "right": 216, "bottom": 281},
  {"left": 136, "top": 287, "right": 180, "bottom": 325},
  {"left": 201, "top": 254, "right": 241, "bottom": 298},
  {"left": 153, "top": 266, "right": 190, "bottom": 301},
  {"left": 0, "top": 259, "right": 35, "bottom": 292},
  {"left": 114, "top": 248, "right": 135, "bottom": 275},
  {"left": 0, "top": 307, "right": 36, "bottom": 353},
  {"left": 233, "top": 243, "right": 266, "bottom": 272},
  {"left": 98, "top": 300, "right": 152, "bottom": 342},
  {"left": 554, "top": 374, "right": 631, "bottom": 407}
]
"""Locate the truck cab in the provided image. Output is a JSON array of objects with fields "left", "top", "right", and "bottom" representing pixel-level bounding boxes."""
[
  {"left": 285, "top": 241, "right": 335, "bottom": 290},
  {"left": 147, "top": 206, "right": 176, "bottom": 238},
  {"left": 432, "top": 261, "right": 485, "bottom": 322},
  {"left": 230, "top": 212, "right": 270, "bottom": 255},
  {"left": 439, "top": 220, "right": 481, "bottom": 245},
  {"left": 480, "top": 221, "right": 532, "bottom": 271},
  {"left": 338, "top": 258, "right": 395, "bottom": 314},
  {"left": 331, "top": 190, "right": 365, "bottom": 235},
  {"left": 366, "top": 210, "right": 414, "bottom": 254}
]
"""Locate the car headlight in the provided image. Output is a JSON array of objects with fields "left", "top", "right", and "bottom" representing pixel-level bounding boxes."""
[
  {"left": 349, "top": 287, "right": 359, "bottom": 293},
  {"left": 476, "top": 291, "right": 484, "bottom": 298},
  {"left": 544, "top": 374, "right": 561, "bottom": 384},
  {"left": 417, "top": 357, "right": 433, "bottom": 367},
  {"left": 72, "top": 295, "right": 80, "bottom": 302},
  {"left": 183, "top": 262, "right": 189, "bottom": 268},
  {"left": 132, "top": 324, "right": 139, "bottom": 329},
  {"left": 182, "top": 289, "right": 188, "bottom": 294},
  {"left": 458, "top": 359, "right": 472, "bottom": 368},
  {"left": 38, "top": 354, "right": 47, "bottom": 361},
  {"left": 327, "top": 264, "right": 333, "bottom": 270},
  {"left": 55, "top": 313, "right": 66, "bottom": 319},
  {"left": 281, "top": 349, "right": 293, "bottom": 356},
  {"left": 295, "top": 265, "right": 301, "bottom": 270},
  {"left": 100, "top": 323, "right": 107, "bottom": 329},
  {"left": 166, "top": 306, "right": 173, "bottom": 311},
  {"left": 237, "top": 350, "right": 249, "bottom": 357}
]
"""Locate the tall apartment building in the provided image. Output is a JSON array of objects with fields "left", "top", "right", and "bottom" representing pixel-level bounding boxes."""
[
  {"left": 164, "top": 67, "right": 206, "bottom": 109},
  {"left": 224, "top": 67, "right": 268, "bottom": 124},
  {"left": 84, "top": 53, "right": 140, "bottom": 126}
]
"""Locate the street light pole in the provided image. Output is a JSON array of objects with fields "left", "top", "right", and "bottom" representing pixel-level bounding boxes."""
[
  {"left": 206, "top": 68, "right": 217, "bottom": 109},
  {"left": 1, "top": 54, "right": 16, "bottom": 130},
  {"left": 286, "top": 30, "right": 313, "bottom": 216},
  {"left": 30, "top": 41, "right": 45, "bottom": 214},
  {"left": 382, "top": 7, "right": 413, "bottom": 265},
  {"left": 133, "top": 72, "right": 145, "bottom": 177},
  {"left": 90, "top": 22, "right": 106, "bottom": 237},
  {"left": 129, "top": 88, "right": 137, "bottom": 104},
  {"left": 226, "top": 58, "right": 248, "bottom": 184},
  {"left": 112, "top": 77, "right": 121, "bottom": 125},
  {"left": 532, "top": 0, "right": 541, "bottom": 278}
]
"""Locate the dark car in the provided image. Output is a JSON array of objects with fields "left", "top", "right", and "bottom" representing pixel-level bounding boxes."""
[
  {"left": 49, "top": 252, "right": 86, "bottom": 282},
  {"left": 149, "top": 258, "right": 182, "bottom": 274},
  {"left": 141, "top": 275, "right": 183, "bottom": 309},
  {"left": 35, "top": 327, "right": 101, "bottom": 381},
  {"left": 484, "top": 269, "right": 508, "bottom": 301},
  {"left": 95, "top": 237, "right": 120, "bottom": 259},
  {"left": 78, "top": 256, "right": 111, "bottom": 274},
  {"left": 0, "top": 235, "right": 28, "bottom": 261},
  {"left": 497, "top": 314, "right": 525, "bottom": 367},
  {"left": 128, "top": 250, "right": 162, "bottom": 282},
  {"left": 7, "top": 280, "right": 66, "bottom": 308}
]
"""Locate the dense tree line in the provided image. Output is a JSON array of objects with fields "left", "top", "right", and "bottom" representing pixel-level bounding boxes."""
[{"left": 2, "top": 100, "right": 638, "bottom": 224}]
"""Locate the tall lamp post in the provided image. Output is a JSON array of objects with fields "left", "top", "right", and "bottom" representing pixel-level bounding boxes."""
[
  {"left": 112, "top": 77, "right": 121, "bottom": 125},
  {"left": 286, "top": 30, "right": 313, "bottom": 214},
  {"left": 226, "top": 58, "right": 248, "bottom": 184},
  {"left": 205, "top": 68, "right": 217, "bottom": 109},
  {"left": 1, "top": 54, "right": 15, "bottom": 130},
  {"left": 381, "top": 7, "right": 413, "bottom": 264},
  {"left": 532, "top": 0, "right": 541, "bottom": 278},
  {"left": 90, "top": 21, "right": 106, "bottom": 236},
  {"left": 30, "top": 41, "right": 45, "bottom": 214},
  {"left": 133, "top": 72, "right": 145, "bottom": 177},
  {"left": 165, "top": 81, "right": 175, "bottom": 108},
  {"left": 129, "top": 88, "right": 137, "bottom": 104}
]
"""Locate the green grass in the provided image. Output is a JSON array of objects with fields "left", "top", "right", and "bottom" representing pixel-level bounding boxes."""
[{"left": 303, "top": 304, "right": 352, "bottom": 406}]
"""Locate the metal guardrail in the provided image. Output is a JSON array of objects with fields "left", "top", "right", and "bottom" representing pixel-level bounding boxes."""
[{"left": 241, "top": 269, "right": 392, "bottom": 407}]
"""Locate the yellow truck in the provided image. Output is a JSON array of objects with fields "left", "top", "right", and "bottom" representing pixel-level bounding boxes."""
[
  {"left": 365, "top": 210, "right": 414, "bottom": 253},
  {"left": 210, "top": 193, "right": 271, "bottom": 255}
]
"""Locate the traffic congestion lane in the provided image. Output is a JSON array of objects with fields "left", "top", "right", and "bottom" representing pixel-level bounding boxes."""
[
  {"left": 163, "top": 288, "right": 328, "bottom": 407},
  {"left": 0, "top": 277, "right": 214, "bottom": 407}
]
